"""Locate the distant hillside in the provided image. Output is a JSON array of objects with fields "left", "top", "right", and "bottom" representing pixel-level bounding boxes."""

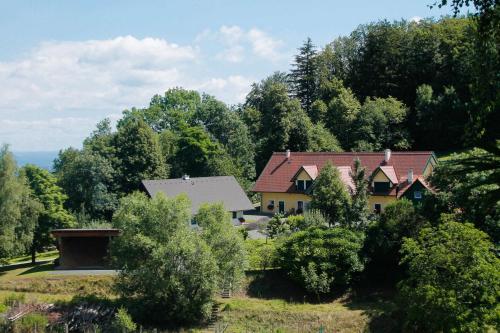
[{"left": 13, "top": 151, "right": 59, "bottom": 170}]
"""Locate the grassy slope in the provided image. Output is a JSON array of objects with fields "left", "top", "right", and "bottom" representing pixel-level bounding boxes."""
[{"left": 0, "top": 263, "right": 396, "bottom": 332}]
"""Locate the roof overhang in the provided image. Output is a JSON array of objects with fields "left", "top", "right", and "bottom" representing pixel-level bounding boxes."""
[{"left": 51, "top": 229, "right": 121, "bottom": 238}]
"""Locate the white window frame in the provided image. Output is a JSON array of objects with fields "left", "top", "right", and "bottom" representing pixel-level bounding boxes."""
[{"left": 414, "top": 191, "right": 422, "bottom": 199}]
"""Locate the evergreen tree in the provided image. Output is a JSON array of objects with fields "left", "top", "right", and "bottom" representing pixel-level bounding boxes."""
[
  {"left": 113, "top": 119, "right": 169, "bottom": 193},
  {"left": 22, "top": 164, "right": 76, "bottom": 263},
  {"left": 290, "top": 38, "right": 318, "bottom": 115},
  {"left": 310, "top": 162, "right": 351, "bottom": 226},
  {"left": 349, "top": 158, "right": 370, "bottom": 229}
]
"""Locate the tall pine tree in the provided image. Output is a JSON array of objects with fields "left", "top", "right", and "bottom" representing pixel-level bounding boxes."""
[{"left": 290, "top": 38, "right": 318, "bottom": 115}]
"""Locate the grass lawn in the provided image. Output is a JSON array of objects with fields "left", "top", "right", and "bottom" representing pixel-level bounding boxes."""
[
  {"left": 215, "top": 270, "right": 398, "bottom": 333},
  {"left": 6, "top": 250, "right": 59, "bottom": 265},
  {"left": 0, "top": 262, "right": 114, "bottom": 299}
]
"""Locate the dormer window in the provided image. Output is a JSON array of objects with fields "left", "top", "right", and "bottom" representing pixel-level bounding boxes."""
[
  {"left": 373, "top": 181, "right": 390, "bottom": 193},
  {"left": 296, "top": 180, "right": 313, "bottom": 191}
]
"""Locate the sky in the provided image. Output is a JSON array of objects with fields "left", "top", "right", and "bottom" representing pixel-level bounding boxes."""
[{"left": 0, "top": 0, "right": 454, "bottom": 152}]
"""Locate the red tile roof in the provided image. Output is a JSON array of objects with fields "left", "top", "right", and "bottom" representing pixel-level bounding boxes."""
[
  {"left": 253, "top": 151, "right": 435, "bottom": 193},
  {"left": 378, "top": 166, "right": 399, "bottom": 184}
]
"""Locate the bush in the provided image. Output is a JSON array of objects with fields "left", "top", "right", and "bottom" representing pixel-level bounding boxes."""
[
  {"left": 111, "top": 192, "right": 218, "bottom": 325},
  {"left": 398, "top": 221, "right": 500, "bottom": 332},
  {"left": 277, "top": 227, "right": 364, "bottom": 295},
  {"left": 111, "top": 307, "right": 137, "bottom": 333},
  {"left": 245, "top": 239, "right": 277, "bottom": 271},
  {"left": 0, "top": 303, "right": 8, "bottom": 314},
  {"left": 363, "top": 199, "right": 426, "bottom": 283},
  {"left": 13, "top": 313, "right": 48, "bottom": 333}
]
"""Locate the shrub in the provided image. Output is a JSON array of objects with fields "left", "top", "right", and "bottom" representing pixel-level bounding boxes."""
[
  {"left": 111, "top": 307, "right": 137, "bottom": 333},
  {"left": 363, "top": 199, "right": 426, "bottom": 282},
  {"left": 398, "top": 221, "right": 500, "bottom": 332},
  {"left": 111, "top": 192, "right": 218, "bottom": 325},
  {"left": 245, "top": 239, "right": 277, "bottom": 271},
  {"left": 13, "top": 313, "right": 48, "bottom": 333},
  {"left": 278, "top": 227, "right": 364, "bottom": 295}
]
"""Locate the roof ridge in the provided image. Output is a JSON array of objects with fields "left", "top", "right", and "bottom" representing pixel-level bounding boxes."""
[{"left": 273, "top": 151, "right": 433, "bottom": 155}]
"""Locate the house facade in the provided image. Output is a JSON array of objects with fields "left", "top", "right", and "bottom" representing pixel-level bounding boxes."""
[{"left": 253, "top": 149, "right": 436, "bottom": 214}]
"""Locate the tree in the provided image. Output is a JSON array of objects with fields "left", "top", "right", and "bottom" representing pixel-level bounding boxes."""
[
  {"left": 415, "top": 84, "right": 468, "bottom": 150},
  {"left": 310, "top": 162, "right": 351, "bottom": 226},
  {"left": 113, "top": 119, "right": 168, "bottom": 193},
  {"left": 278, "top": 227, "right": 364, "bottom": 295},
  {"left": 398, "top": 220, "right": 500, "bottom": 332},
  {"left": 0, "top": 145, "right": 41, "bottom": 262},
  {"left": 120, "top": 88, "right": 201, "bottom": 132},
  {"left": 194, "top": 203, "right": 246, "bottom": 291},
  {"left": 364, "top": 199, "right": 426, "bottom": 282},
  {"left": 54, "top": 149, "right": 118, "bottom": 220},
  {"left": 171, "top": 125, "right": 223, "bottom": 177},
  {"left": 290, "top": 38, "right": 318, "bottom": 114},
  {"left": 111, "top": 192, "right": 217, "bottom": 325},
  {"left": 349, "top": 158, "right": 370, "bottom": 230},
  {"left": 22, "top": 164, "right": 76, "bottom": 263},
  {"left": 308, "top": 122, "right": 343, "bottom": 152},
  {"left": 352, "top": 97, "right": 410, "bottom": 151},
  {"left": 428, "top": 147, "right": 500, "bottom": 243}
]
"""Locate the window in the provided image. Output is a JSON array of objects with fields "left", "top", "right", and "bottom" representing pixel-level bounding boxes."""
[
  {"left": 374, "top": 204, "right": 382, "bottom": 214},
  {"left": 278, "top": 201, "right": 285, "bottom": 214},
  {"left": 296, "top": 180, "right": 306, "bottom": 191},
  {"left": 373, "top": 182, "right": 390, "bottom": 193},
  {"left": 232, "top": 211, "right": 237, "bottom": 219},
  {"left": 305, "top": 180, "right": 313, "bottom": 190},
  {"left": 267, "top": 200, "right": 275, "bottom": 211},
  {"left": 414, "top": 191, "right": 422, "bottom": 199},
  {"left": 297, "top": 201, "right": 304, "bottom": 212}
]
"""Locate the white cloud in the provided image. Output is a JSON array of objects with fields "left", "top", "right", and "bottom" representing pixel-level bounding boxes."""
[
  {"left": 0, "top": 34, "right": 267, "bottom": 151},
  {"left": 196, "top": 25, "right": 285, "bottom": 62},
  {"left": 247, "top": 28, "right": 284, "bottom": 60},
  {"left": 410, "top": 16, "right": 422, "bottom": 23}
]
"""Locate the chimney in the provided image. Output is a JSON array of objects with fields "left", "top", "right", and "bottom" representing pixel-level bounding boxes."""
[
  {"left": 182, "top": 174, "right": 190, "bottom": 180},
  {"left": 384, "top": 149, "right": 391, "bottom": 163},
  {"left": 285, "top": 149, "right": 291, "bottom": 159},
  {"left": 407, "top": 169, "right": 414, "bottom": 183}
]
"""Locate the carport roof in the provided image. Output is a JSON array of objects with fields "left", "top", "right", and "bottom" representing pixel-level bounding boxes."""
[{"left": 51, "top": 229, "right": 121, "bottom": 238}]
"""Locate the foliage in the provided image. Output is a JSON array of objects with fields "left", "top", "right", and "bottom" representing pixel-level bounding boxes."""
[
  {"left": 54, "top": 148, "right": 118, "bottom": 220},
  {"left": 113, "top": 119, "right": 168, "bottom": 193},
  {"left": 22, "top": 164, "right": 75, "bottom": 262},
  {"left": 266, "top": 214, "right": 289, "bottom": 239},
  {"left": 111, "top": 192, "right": 217, "bottom": 325},
  {"left": 290, "top": 38, "right": 318, "bottom": 114},
  {"left": 0, "top": 145, "right": 41, "bottom": 262},
  {"left": 278, "top": 227, "right": 364, "bottom": 294},
  {"left": 352, "top": 97, "right": 410, "bottom": 151},
  {"left": 398, "top": 220, "right": 500, "bottom": 332},
  {"left": 348, "top": 158, "right": 370, "bottom": 230},
  {"left": 310, "top": 162, "right": 351, "bottom": 226},
  {"left": 428, "top": 147, "right": 500, "bottom": 243},
  {"left": 244, "top": 239, "right": 277, "bottom": 271},
  {"left": 13, "top": 313, "right": 48, "bottom": 333},
  {"left": 364, "top": 199, "right": 426, "bottom": 281},
  {"left": 111, "top": 307, "right": 137, "bottom": 333},
  {"left": 194, "top": 203, "right": 246, "bottom": 290}
]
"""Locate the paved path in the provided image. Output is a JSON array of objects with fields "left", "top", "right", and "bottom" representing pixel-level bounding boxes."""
[{"left": 49, "top": 270, "right": 118, "bottom": 276}]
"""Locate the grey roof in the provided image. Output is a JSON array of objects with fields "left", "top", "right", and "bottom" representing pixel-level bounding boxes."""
[{"left": 141, "top": 176, "right": 254, "bottom": 215}]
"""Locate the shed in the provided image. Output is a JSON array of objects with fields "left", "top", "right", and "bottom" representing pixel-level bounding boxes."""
[{"left": 51, "top": 229, "right": 120, "bottom": 269}]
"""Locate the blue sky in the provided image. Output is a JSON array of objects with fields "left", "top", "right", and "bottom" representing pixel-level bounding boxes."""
[{"left": 0, "top": 1, "right": 454, "bottom": 151}]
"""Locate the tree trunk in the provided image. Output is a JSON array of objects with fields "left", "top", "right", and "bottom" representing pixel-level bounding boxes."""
[{"left": 31, "top": 245, "right": 36, "bottom": 264}]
